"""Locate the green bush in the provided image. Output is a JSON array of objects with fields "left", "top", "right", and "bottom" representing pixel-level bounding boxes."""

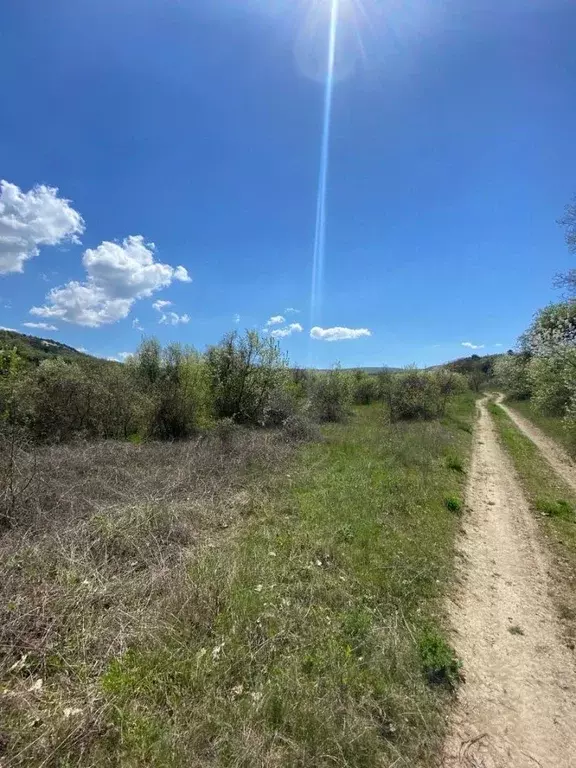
[
  {"left": 382, "top": 368, "right": 466, "bottom": 422},
  {"left": 206, "top": 331, "right": 287, "bottom": 425},
  {"left": 310, "top": 366, "right": 352, "bottom": 423}
]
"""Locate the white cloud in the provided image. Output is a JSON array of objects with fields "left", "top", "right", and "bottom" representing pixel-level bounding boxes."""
[
  {"left": 310, "top": 326, "right": 372, "bottom": 342},
  {"left": 152, "top": 299, "right": 172, "bottom": 312},
  {"left": 0, "top": 326, "right": 17, "bottom": 332},
  {"left": 132, "top": 317, "right": 144, "bottom": 331},
  {"left": 31, "top": 236, "right": 191, "bottom": 327},
  {"left": 22, "top": 322, "right": 58, "bottom": 331},
  {"left": 461, "top": 341, "right": 485, "bottom": 350},
  {"left": 285, "top": 307, "right": 300, "bottom": 314},
  {"left": 265, "top": 315, "right": 285, "bottom": 327},
  {"left": 106, "top": 351, "right": 133, "bottom": 363},
  {"left": 233, "top": 313, "right": 240, "bottom": 324},
  {"left": 494, "top": 343, "right": 503, "bottom": 347},
  {"left": 159, "top": 311, "right": 190, "bottom": 326},
  {"left": 77, "top": 346, "right": 89, "bottom": 353},
  {"left": 270, "top": 322, "right": 303, "bottom": 339},
  {"left": 0, "top": 180, "right": 84, "bottom": 274}
]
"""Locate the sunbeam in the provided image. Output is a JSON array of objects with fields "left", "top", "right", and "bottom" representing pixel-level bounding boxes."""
[{"left": 310, "top": 0, "right": 340, "bottom": 328}]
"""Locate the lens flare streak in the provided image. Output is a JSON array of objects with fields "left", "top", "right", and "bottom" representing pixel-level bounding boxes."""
[{"left": 310, "top": 0, "right": 340, "bottom": 327}]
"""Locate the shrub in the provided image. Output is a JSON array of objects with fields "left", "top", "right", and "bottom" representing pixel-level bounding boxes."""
[
  {"left": 281, "top": 413, "right": 321, "bottom": 442},
  {"left": 206, "top": 331, "right": 287, "bottom": 425},
  {"left": 493, "top": 354, "right": 531, "bottom": 400},
  {"left": 310, "top": 366, "right": 352, "bottom": 423},
  {"left": 352, "top": 370, "right": 380, "bottom": 405},
  {"left": 383, "top": 368, "right": 463, "bottom": 422}
]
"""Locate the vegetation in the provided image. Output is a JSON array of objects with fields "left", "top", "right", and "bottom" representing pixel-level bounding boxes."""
[
  {"left": 494, "top": 204, "right": 576, "bottom": 446},
  {"left": 0, "top": 393, "right": 476, "bottom": 766}
]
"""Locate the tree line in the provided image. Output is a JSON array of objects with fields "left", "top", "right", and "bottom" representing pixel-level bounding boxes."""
[{"left": 0, "top": 330, "right": 469, "bottom": 445}]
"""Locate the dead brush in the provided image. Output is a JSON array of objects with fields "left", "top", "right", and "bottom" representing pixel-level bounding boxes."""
[{"left": 0, "top": 426, "right": 297, "bottom": 766}]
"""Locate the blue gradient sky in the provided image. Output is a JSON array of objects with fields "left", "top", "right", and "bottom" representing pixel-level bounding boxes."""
[{"left": 1, "top": 0, "right": 575, "bottom": 367}]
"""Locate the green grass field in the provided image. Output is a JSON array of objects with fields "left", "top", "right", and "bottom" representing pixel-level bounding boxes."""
[{"left": 489, "top": 401, "right": 576, "bottom": 650}]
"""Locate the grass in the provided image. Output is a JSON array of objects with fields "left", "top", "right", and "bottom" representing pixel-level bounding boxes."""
[
  {"left": 505, "top": 398, "right": 576, "bottom": 458},
  {"left": 489, "top": 401, "right": 576, "bottom": 650},
  {"left": 1, "top": 394, "right": 476, "bottom": 766}
]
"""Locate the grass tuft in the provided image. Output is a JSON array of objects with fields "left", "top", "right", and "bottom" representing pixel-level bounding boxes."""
[
  {"left": 444, "top": 495, "right": 463, "bottom": 513},
  {"left": 418, "top": 629, "right": 462, "bottom": 688}
]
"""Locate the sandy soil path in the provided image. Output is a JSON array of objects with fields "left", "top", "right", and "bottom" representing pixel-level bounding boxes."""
[
  {"left": 496, "top": 394, "right": 576, "bottom": 495},
  {"left": 443, "top": 396, "right": 576, "bottom": 767}
]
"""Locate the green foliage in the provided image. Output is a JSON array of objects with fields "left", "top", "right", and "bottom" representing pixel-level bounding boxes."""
[
  {"left": 444, "top": 495, "right": 463, "bottom": 514},
  {"left": 494, "top": 353, "right": 531, "bottom": 400},
  {"left": 351, "top": 370, "right": 379, "bottom": 405},
  {"left": 418, "top": 629, "right": 461, "bottom": 688},
  {"left": 206, "top": 330, "right": 287, "bottom": 424},
  {"left": 382, "top": 368, "right": 466, "bottom": 422},
  {"left": 310, "top": 365, "right": 353, "bottom": 422}
]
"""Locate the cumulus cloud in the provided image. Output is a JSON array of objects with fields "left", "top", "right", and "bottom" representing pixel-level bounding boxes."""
[
  {"left": 152, "top": 299, "right": 172, "bottom": 312},
  {"left": 285, "top": 307, "right": 300, "bottom": 314},
  {"left": 22, "top": 322, "right": 58, "bottom": 331},
  {"left": 0, "top": 180, "right": 84, "bottom": 274},
  {"left": 233, "top": 313, "right": 240, "bottom": 324},
  {"left": 270, "top": 322, "right": 303, "bottom": 339},
  {"left": 266, "top": 315, "right": 285, "bottom": 327},
  {"left": 0, "top": 326, "right": 17, "bottom": 332},
  {"left": 461, "top": 341, "right": 484, "bottom": 350},
  {"left": 132, "top": 317, "right": 144, "bottom": 331},
  {"left": 310, "top": 326, "right": 371, "bottom": 342},
  {"left": 151, "top": 298, "right": 189, "bottom": 325},
  {"left": 159, "top": 311, "right": 190, "bottom": 326},
  {"left": 31, "top": 236, "right": 191, "bottom": 327}
]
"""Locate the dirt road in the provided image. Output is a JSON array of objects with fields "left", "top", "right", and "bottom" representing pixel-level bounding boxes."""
[
  {"left": 496, "top": 394, "right": 576, "bottom": 494},
  {"left": 443, "top": 396, "right": 576, "bottom": 767}
]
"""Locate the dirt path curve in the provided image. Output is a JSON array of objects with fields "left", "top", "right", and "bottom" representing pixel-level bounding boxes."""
[
  {"left": 496, "top": 394, "right": 576, "bottom": 494},
  {"left": 443, "top": 396, "right": 576, "bottom": 767}
]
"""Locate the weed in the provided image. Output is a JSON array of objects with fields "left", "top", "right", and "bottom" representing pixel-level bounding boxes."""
[
  {"left": 444, "top": 495, "right": 463, "bottom": 513},
  {"left": 445, "top": 453, "right": 464, "bottom": 473},
  {"left": 419, "top": 629, "right": 461, "bottom": 688},
  {"left": 509, "top": 625, "right": 524, "bottom": 635}
]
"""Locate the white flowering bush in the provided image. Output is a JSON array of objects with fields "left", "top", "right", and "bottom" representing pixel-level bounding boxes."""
[
  {"left": 518, "top": 301, "right": 576, "bottom": 436},
  {"left": 493, "top": 354, "right": 531, "bottom": 400}
]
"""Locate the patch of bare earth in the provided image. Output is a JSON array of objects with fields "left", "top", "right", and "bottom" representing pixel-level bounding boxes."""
[
  {"left": 497, "top": 394, "right": 576, "bottom": 494},
  {"left": 444, "top": 397, "right": 576, "bottom": 767}
]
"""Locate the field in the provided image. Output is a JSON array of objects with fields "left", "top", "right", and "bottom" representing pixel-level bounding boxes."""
[{"left": 0, "top": 395, "right": 476, "bottom": 767}]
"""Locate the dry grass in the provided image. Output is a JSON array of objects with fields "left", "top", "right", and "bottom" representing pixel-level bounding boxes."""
[{"left": 0, "top": 428, "right": 298, "bottom": 766}]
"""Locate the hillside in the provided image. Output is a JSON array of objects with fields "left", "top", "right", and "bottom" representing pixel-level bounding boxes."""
[{"left": 0, "top": 329, "right": 92, "bottom": 366}]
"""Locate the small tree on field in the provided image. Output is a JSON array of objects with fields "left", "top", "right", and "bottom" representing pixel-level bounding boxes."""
[{"left": 206, "top": 330, "right": 287, "bottom": 425}]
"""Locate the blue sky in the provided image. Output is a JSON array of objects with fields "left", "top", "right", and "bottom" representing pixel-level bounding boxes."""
[{"left": 0, "top": 0, "right": 575, "bottom": 368}]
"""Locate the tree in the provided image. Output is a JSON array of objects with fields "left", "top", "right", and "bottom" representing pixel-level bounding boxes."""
[{"left": 555, "top": 197, "right": 576, "bottom": 297}]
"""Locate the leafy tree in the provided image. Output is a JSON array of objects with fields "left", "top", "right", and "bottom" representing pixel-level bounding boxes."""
[{"left": 206, "top": 330, "right": 287, "bottom": 424}]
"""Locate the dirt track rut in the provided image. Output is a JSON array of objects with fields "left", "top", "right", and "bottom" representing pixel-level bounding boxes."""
[
  {"left": 443, "top": 396, "right": 576, "bottom": 767},
  {"left": 496, "top": 394, "right": 576, "bottom": 494}
]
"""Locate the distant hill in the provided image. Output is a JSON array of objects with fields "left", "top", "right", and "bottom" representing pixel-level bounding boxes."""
[{"left": 0, "top": 329, "right": 93, "bottom": 366}]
